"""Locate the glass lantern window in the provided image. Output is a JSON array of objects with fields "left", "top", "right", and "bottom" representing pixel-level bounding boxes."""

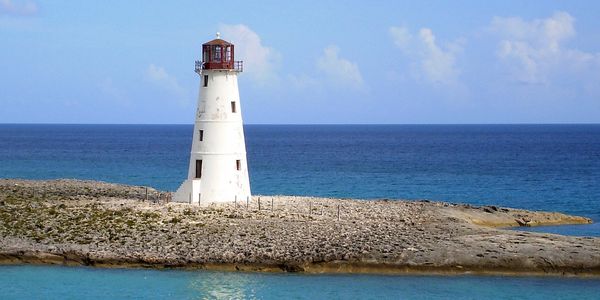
[
  {"left": 225, "top": 46, "right": 232, "bottom": 62},
  {"left": 212, "top": 45, "right": 222, "bottom": 62}
]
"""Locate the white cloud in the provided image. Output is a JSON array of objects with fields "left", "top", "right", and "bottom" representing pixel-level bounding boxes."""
[
  {"left": 490, "top": 11, "right": 600, "bottom": 84},
  {"left": 287, "top": 73, "right": 319, "bottom": 90},
  {"left": 389, "top": 26, "right": 412, "bottom": 51},
  {"left": 389, "top": 26, "right": 462, "bottom": 85},
  {"left": 0, "top": 0, "right": 37, "bottom": 16},
  {"left": 316, "top": 45, "right": 364, "bottom": 88},
  {"left": 218, "top": 24, "right": 281, "bottom": 86},
  {"left": 145, "top": 64, "right": 188, "bottom": 105}
]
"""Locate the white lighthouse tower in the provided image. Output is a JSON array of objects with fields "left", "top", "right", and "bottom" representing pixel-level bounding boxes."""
[{"left": 173, "top": 33, "right": 251, "bottom": 204}]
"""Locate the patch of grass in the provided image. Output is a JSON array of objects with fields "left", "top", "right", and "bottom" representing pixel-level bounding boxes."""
[
  {"left": 140, "top": 211, "right": 160, "bottom": 219},
  {"left": 48, "top": 207, "right": 58, "bottom": 216}
]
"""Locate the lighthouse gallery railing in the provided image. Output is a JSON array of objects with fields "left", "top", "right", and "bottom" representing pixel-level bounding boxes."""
[{"left": 195, "top": 60, "right": 243, "bottom": 73}]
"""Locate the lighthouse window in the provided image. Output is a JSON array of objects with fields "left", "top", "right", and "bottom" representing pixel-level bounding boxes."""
[
  {"left": 231, "top": 101, "right": 237, "bottom": 113},
  {"left": 203, "top": 75, "right": 208, "bottom": 87},
  {"left": 236, "top": 160, "right": 241, "bottom": 171},
  {"left": 213, "top": 45, "right": 222, "bottom": 62},
  {"left": 225, "top": 46, "right": 232, "bottom": 62},
  {"left": 198, "top": 130, "right": 204, "bottom": 141},
  {"left": 195, "top": 160, "right": 202, "bottom": 179},
  {"left": 203, "top": 47, "right": 209, "bottom": 62}
]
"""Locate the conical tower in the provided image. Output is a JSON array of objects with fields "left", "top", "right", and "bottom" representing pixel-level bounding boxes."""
[{"left": 173, "top": 33, "right": 251, "bottom": 204}]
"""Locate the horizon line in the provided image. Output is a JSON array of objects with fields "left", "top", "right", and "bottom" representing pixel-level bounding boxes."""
[{"left": 1, "top": 122, "right": 600, "bottom": 126}]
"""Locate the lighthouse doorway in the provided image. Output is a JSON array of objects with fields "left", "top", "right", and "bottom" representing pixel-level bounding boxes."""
[{"left": 195, "top": 160, "right": 202, "bottom": 178}]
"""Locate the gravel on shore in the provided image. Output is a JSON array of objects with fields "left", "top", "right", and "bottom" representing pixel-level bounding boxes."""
[{"left": 0, "top": 179, "right": 598, "bottom": 276}]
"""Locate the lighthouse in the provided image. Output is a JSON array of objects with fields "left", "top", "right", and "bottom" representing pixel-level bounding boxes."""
[{"left": 173, "top": 33, "right": 251, "bottom": 204}]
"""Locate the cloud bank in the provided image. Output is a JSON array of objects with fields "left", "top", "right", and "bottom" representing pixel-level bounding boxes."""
[
  {"left": 218, "top": 24, "right": 281, "bottom": 86},
  {"left": 490, "top": 11, "right": 600, "bottom": 84},
  {"left": 316, "top": 45, "right": 364, "bottom": 88},
  {"left": 389, "top": 26, "right": 462, "bottom": 85}
]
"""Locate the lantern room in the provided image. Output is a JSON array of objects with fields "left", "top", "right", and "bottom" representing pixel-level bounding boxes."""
[{"left": 197, "top": 33, "right": 243, "bottom": 72}]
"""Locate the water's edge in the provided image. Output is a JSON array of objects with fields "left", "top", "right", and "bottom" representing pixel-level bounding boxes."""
[{"left": 1, "top": 257, "right": 599, "bottom": 278}]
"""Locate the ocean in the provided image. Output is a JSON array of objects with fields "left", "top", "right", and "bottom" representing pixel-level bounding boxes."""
[{"left": 1, "top": 124, "right": 599, "bottom": 298}]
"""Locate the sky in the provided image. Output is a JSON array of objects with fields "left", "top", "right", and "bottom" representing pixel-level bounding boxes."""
[{"left": 1, "top": 0, "right": 599, "bottom": 124}]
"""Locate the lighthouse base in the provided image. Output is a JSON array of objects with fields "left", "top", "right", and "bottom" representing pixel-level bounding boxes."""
[
  {"left": 172, "top": 179, "right": 251, "bottom": 205},
  {"left": 172, "top": 179, "right": 201, "bottom": 204}
]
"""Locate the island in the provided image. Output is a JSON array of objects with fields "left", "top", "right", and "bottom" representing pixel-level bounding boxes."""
[{"left": 1, "top": 179, "right": 598, "bottom": 276}]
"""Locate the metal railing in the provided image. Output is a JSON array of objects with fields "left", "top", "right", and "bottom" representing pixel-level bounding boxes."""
[
  {"left": 194, "top": 60, "right": 243, "bottom": 73},
  {"left": 194, "top": 61, "right": 203, "bottom": 74},
  {"left": 233, "top": 61, "right": 243, "bottom": 72}
]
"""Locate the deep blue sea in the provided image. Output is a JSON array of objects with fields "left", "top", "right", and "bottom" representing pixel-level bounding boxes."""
[{"left": 1, "top": 124, "right": 599, "bottom": 299}]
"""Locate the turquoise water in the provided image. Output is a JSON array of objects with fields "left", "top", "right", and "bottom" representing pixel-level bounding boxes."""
[
  {"left": 1, "top": 124, "right": 599, "bottom": 298},
  {"left": 1, "top": 265, "right": 599, "bottom": 300}
]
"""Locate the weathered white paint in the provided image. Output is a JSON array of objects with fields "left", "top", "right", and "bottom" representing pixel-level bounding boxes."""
[{"left": 173, "top": 69, "right": 251, "bottom": 204}]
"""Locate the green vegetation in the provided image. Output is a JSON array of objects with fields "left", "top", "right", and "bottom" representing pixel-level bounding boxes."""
[{"left": 0, "top": 183, "right": 174, "bottom": 247}]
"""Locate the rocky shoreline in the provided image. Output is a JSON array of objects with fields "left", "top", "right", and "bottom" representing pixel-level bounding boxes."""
[{"left": 1, "top": 179, "right": 598, "bottom": 276}]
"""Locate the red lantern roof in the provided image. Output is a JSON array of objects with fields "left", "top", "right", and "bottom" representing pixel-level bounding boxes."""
[
  {"left": 202, "top": 38, "right": 233, "bottom": 46},
  {"left": 195, "top": 34, "right": 242, "bottom": 73}
]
